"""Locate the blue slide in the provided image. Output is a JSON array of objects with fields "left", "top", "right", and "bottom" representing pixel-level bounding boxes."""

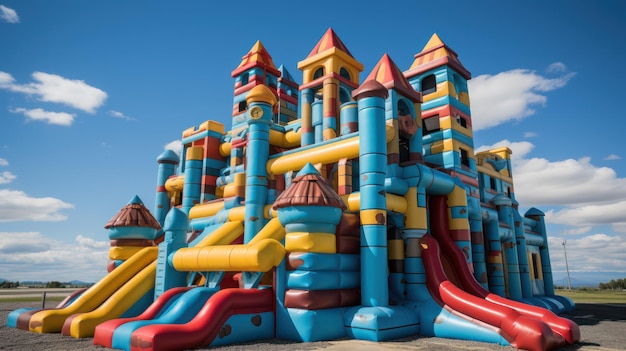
[{"left": 108, "top": 287, "right": 219, "bottom": 351}]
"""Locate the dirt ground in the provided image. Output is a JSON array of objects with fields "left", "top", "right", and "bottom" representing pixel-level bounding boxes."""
[{"left": 1, "top": 301, "right": 625, "bottom": 350}]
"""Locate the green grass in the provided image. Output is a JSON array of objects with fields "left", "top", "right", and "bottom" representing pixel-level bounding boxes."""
[{"left": 556, "top": 288, "right": 626, "bottom": 304}]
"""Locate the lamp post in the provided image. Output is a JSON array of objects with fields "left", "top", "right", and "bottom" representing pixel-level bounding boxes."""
[{"left": 563, "top": 240, "right": 572, "bottom": 290}]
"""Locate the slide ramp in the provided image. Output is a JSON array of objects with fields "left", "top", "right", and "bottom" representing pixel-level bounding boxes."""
[
  {"left": 62, "top": 220, "right": 245, "bottom": 338},
  {"left": 93, "top": 287, "right": 193, "bottom": 348},
  {"left": 128, "top": 288, "right": 274, "bottom": 351},
  {"left": 24, "top": 246, "right": 158, "bottom": 333},
  {"left": 61, "top": 260, "right": 157, "bottom": 337},
  {"left": 421, "top": 233, "right": 564, "bottom": 351},
  {"left": 430, "top": 196, "right": 580, "bottom": 345},
  {"left": 7, "top": 288, "right": 87, "bottom": 329},
  {"left": 111, "top": 287, "right": 219, "bottom": 351},
  {"left": 100, "top": 218, "right": 284, "bottom": 351}
]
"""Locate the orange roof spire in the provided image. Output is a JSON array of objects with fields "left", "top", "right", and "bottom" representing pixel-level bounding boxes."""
[
  {"left": 407, "top": 33, "right": 470, "bottom": 79},
  {"left": 232, "top": 40, "right": 279, "bottom": 77},
  {"left": 306, "top": 28, "right": 354, "bottom": 59},
  {"left": 365, "top": 53, "right": 421, "bottom": 102}
]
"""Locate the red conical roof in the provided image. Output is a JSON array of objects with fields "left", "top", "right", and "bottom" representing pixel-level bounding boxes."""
[
  {"left": 365, "top": 53, "right": 421, "bottom": 102},
  {"left": 306, "top": 28, "right": 354, "bottom": 59}
]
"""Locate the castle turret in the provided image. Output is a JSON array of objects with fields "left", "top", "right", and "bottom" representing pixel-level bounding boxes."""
[
  {"left": 231, "top": 40, "right": 280, "bottom": 130},
  {"left": 104, "top": 195, "right": 161, "bottom": 272},
  {"left": 363, "top": 53, "right": 425, "bottom": 302},
  {"left": 297, "top": 28, "right": 363, "bottom": 145},
  {"left": 404, "top": 34, "right": 477, "bottom": 187},
  {"left": 229, "top": 41, "right": 281, "bottom": 183},
  {"left": 276, "top": 64, "right": 299, "bottom": 125}
]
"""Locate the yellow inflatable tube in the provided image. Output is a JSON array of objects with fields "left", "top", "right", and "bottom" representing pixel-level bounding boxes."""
[
  {"left": 267, "top": 125, "right": 394, "bottom": 175},
  {"left": 173, "top": 218, "right": 286, "bottom": 272},
  {"left": 174, "top": 239, "right": 285, "bottom": 272},
  {"left": 67, "top": 261, "right": 156, "bottom": 338},
  {"left": 29, "top": 246, "right": 158, "bottom": 333},
  {"left": 341, "top": 192, "right": 408, "bottom": 214},
  {"left": 267, "top": 136, "right": 360, "bottom": 175}
]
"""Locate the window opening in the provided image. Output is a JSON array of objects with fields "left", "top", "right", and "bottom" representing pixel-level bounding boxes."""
[
  {"left": 456, "top": 114, "right": 467, "bottom": 128},
  {"left": 399, "top": 135, "right": 410, "bottom": 163},
  {"left": 313, "top": 67, "right": 325, "bottom": 80},
  {"left": 339, "top": 89, "right": 350, "bottom": 104},
  {"left": 238, "top": 101, "right": 247, "bottom": 112},
  {"left": 339, "top": 67, "right": 350, "bottom": 81},
  {"left": 460, "top": 148, "right": 470, "bottom": 167},
  {"left": 531, "top": 253, "right": 540, "bottom": 279},
  {"left": 422, "top": 115, "right": 440, "bottom": 135},
  {"left": 398, "top": 100, "right": 411, "bottom": 117},
  {"left": 421, "top": 74, "right": 436, "bottom": 95}
]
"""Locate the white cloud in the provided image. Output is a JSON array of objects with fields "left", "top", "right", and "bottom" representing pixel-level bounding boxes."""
[
  {"left": 468, "top": 66, "right": 575, "bottom": 131},
  {"left": 548, "top": 234, "right": 626, "bottom": 275},
  {"left": 0, "top": 189, "right": 74, "bottom": 222},
  {"left": 10, "top": 107, "right": 76, "bottom": 126},
  {"left": 515, "top": 156, "right": 626, "bottom": 207},
  {"left": 604, "top": 154, "right": 621, "bottom": 161},
  {"left": 562, "top": 226, "right": 592, "bottom": 235},
  {"left": 523, "top": 131, "right": 538, "bottom": 138},
  {"left": 109, "top": 110, "right": 136, "bottom": 121},
  {"left": 0, "top": 5, "right": 19, "bottom": 23},
  {"left": 0, "top": 232, "right": 108, "bottom": 282},
  {"left": 0, "top": 71, "right": 14, "bottom": 85},
  {"left": 546, "top": 201, "right": 626, "bottom": 232},
  {"left": 546, "top": 62, "right": 567, "bottom": 73},
  {"left": 479, "top": 140, "right": 626, "bottom": 207},
  {"left": 0, "top": 71, "right": 107, "bottom": 113},
  {"left": 479, "top": 138, "right": 626, "bottom": 244},
  {"left": 0, "top": 158, "right": 15, "bottom": 183},
  {"left": 76, "top": 234, "right": 109, "bottom": 249},
  {"left": 0, "top": 232, "right": 51, "bottom": 254},
  {"left": 0, "top": 171, "right": 16, "bottom": 184},
  {"left": 164, "top": 140, "right": 182, "bottom": 156}
]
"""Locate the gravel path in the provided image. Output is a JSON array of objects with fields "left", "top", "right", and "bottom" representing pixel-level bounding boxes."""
[{"left": 1, "top": 301, "right": 624, "bottom": 350}]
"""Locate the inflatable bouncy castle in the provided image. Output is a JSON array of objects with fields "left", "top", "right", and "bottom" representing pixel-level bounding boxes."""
[{"left": 8, "top": 28, "right": 579, "bottom": 351}]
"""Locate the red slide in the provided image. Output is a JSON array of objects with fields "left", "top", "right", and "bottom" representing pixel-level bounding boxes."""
[
  {"left": 93, "top": 287, "right": 193, "bottom": 348},
  {"left": 429, "top": 196, "right": 580, "bottom": 345},
  {"left": 421, "top": 234, "right": 564, "bottom": 351},
  {"left": 129, "top": 288, "right": 274, "bottom": 351}
]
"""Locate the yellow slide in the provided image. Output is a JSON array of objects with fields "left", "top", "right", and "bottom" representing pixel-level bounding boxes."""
[
  {"left": 173, "top": 217, "right": 286, "bottom": 272},
  {"left": 29, "top": 246, "right": 158, "bottom": 333},
  {"left": 30, "top": 221, "right": 244, "bottom": 337}
]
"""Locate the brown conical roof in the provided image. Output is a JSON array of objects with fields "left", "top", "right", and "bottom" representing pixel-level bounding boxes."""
[
  {"left": 273, "top": 163, "right": 346, "bottom": 210},
  {"left": 104, "top": 195, "right": 162, "bottom": 230}
]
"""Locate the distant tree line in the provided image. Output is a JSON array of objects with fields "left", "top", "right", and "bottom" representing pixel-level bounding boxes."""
[
  {"left": 598, "top": 278, "right": 626, "bottom": 290},
  {"left": 0, "top": 281, "right": 66, "bottom": 288},
  {"left": 0, "top": 281, "right": 19, "bottom": 288}
]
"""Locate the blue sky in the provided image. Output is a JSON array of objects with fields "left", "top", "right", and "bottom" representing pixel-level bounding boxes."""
[{"left": 1, "top": 1, "right": 625, "bottom": 285}]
